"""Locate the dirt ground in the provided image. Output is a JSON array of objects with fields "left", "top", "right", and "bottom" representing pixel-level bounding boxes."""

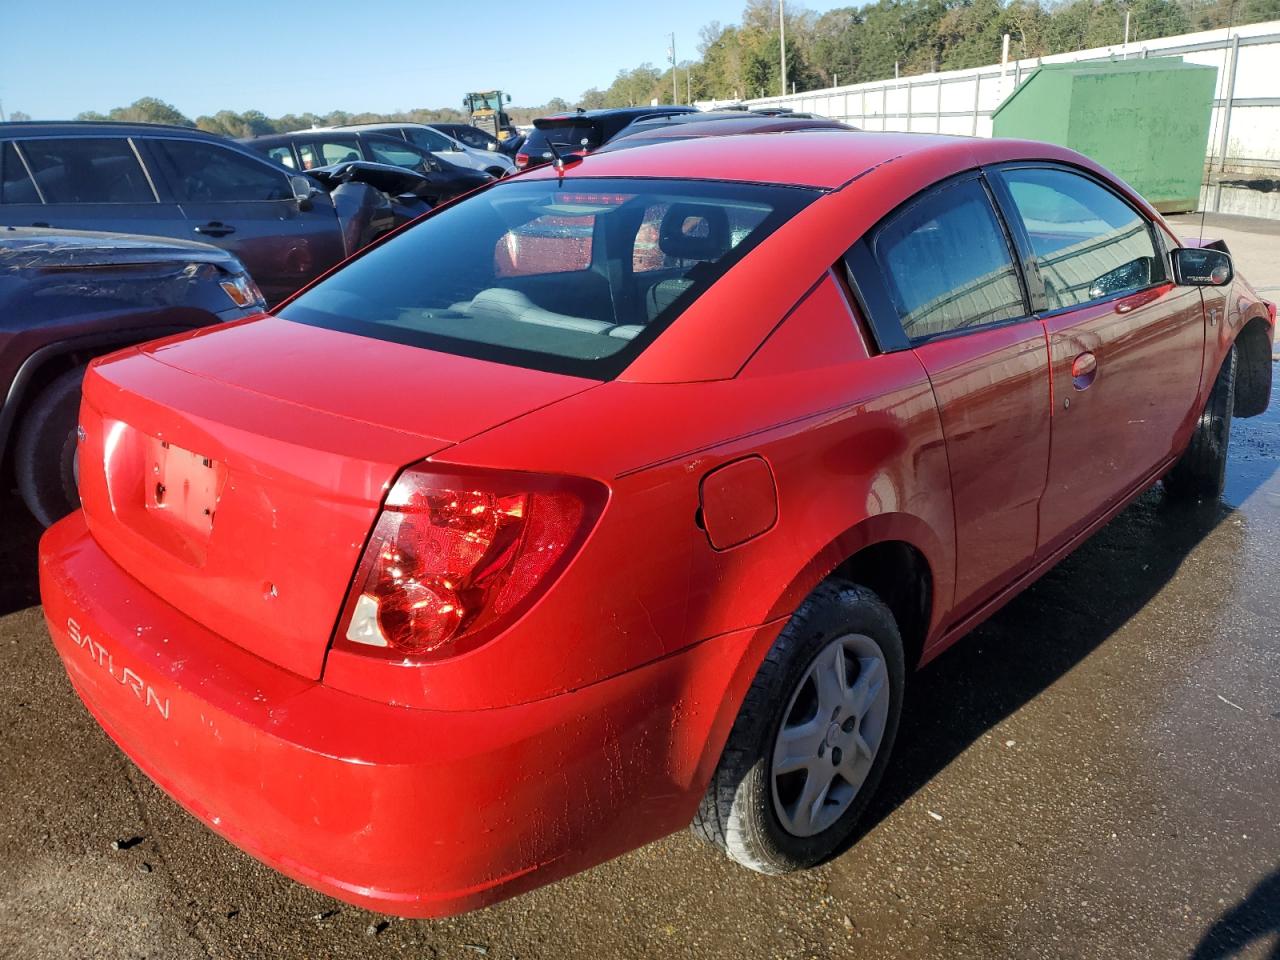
[{"left": 0, "top": 214, "right": 1276, "bottom": 960}]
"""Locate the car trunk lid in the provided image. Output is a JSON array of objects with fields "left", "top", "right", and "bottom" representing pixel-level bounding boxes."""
[{"left": 76, "top": 316, "right": 596, "bottom": 679}]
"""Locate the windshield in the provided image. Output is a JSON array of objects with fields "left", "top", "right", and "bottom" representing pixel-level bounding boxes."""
[
  {"left": 279, "top": 177, "right": 817, "bottom": 378},
  {"left": 467, "top": 93, "right": 503, "bottom": 112}
]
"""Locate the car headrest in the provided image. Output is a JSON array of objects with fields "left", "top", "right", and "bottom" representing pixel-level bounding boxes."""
[{"left": 659, "top": 203, "right": 730, "bottom": 261}]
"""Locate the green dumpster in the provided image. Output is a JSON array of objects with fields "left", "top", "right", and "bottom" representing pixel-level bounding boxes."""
[{"left": 991, "top": 58, "right": 1217, "bottom": 213}]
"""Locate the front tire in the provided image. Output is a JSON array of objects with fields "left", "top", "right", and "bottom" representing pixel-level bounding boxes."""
[
  {"left": 693, "top": 580, "right": 905, "bottom": 874},
  {"left": 14, "top": 366, "right": 86, "bottom": 527},
  {"left": 1165, "top": 344, "right": 1236, "bottom": 500}
]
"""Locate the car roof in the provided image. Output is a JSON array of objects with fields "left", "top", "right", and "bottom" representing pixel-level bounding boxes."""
[
  {"left": 536, "top": 105, "right": 696, "bottom": 124},
  {"left": 521, "top": 129, "right": 1043, "bottom": 190},
  {"left": 0, "top": 120, "right": 228, "bottom": 141}
]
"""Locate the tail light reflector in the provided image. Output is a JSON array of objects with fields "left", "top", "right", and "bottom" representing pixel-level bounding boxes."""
[
  {"left": 337, "top": 467, "right": 605, "bottom": 662},
  {"left": 515, "top": 153, "right": 529, "bottom": 169}
]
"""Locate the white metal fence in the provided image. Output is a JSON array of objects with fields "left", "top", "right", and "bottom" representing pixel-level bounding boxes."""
[{"left": 700, "top": 20, "right": 1280, "bottom": 174}]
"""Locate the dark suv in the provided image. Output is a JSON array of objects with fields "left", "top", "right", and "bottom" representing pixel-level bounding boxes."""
[
  {"left": 516, "top": 106, "right": 698, "bottom": 170},
  {"left": 0, "top": 122, "right": 365, "bottom": 303},
  {"left": 1, "top": 227, "right": 264, "bottom": 525}
]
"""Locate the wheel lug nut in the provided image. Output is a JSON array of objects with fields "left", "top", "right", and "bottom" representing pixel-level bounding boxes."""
[
  {"left": 841, "top": 717, "right": 857, "bottom": 733},
  {"left": 831, "top": 746, "right": 842, "bottom": 766}
]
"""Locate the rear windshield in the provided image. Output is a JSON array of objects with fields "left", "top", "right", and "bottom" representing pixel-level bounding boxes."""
[
  {"left": 279, "top": 177, "right": 817, "bottom": 378},
  {"left": 526, "top": 124, "right": 598, "bottom": 156}
]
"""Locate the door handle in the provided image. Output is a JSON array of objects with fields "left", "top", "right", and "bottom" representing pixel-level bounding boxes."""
[
  {"left": 1070, "top": 351, "right": 1098, "bottom": 391},
  {"left": 194, "top": 222, "right": 235, "bottom": 237}
]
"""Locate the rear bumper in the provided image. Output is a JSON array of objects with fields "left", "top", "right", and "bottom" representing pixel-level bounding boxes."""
[{"left": 39, "top": 513, "right": 770, "bottom": 916}]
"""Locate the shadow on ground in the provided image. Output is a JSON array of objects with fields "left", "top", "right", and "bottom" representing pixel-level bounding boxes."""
[{"left": 1190, "top": 869, "right": 1280, "bottom": 960}]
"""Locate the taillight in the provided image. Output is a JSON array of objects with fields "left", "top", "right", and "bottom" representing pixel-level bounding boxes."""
[
  {"left": 1267, "top": 300, "right": 1276, "bottom": 326},
  {"left": 336, "top": 466, "right": 606, "bottom": 662},
  {"left": 515, "top": 153, "right": 529, "bottom": 168}
]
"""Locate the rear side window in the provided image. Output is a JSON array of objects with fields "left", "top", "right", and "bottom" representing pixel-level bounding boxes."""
[
  {"left": 873, "top": 178, "right": 1025, "bottom": 340},
  {"left": 151, "top": 140, "right": 290, "bottom": 202},
  {"left": 1, "top": 143, "right": 40, "bottom": 203},
  {"left": 18, "top": 138, "right": 154, "bottom": 204},
  {"left": 279, "top": 177, "right": 816, "bottom": 379},
  {"left": 1000, "top": 167, "right": 1162, "bottom": 310}
]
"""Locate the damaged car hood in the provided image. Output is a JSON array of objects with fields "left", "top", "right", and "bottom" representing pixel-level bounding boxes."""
[{"left": 0, "top": 227, "right": 240, "bottom": 274}]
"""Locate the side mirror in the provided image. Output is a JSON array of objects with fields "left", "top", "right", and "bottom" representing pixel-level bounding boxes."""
[
  {"left": 1171, "top": 247, "right": 1233, "bottom": 286},
  {"left": 505, "top": 94, "right": 512, "bottom": 103},
  {"left": 289, "top": 174, "right": 316, "bottom": 211}
]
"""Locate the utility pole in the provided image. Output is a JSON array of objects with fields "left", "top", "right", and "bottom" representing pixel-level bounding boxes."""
[
  {"left": 779, "top": 0, "right": 788, "bottom": 98},
  {"left": 669, "top": 33, "right": 678, "bottom": 105},
  {"left": 1123, "top": 10, "right": 1131, "bottom": 56}
]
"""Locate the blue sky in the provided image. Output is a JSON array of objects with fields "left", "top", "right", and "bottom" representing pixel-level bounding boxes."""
[{"left": 0, "top": 0, "right": 839, "bottom": 120}]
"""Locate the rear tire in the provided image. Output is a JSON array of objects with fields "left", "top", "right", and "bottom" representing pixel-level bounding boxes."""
[
  {"left": 15, "top": 366, "right": 86, "bottom": 527},
  {"left": 1164, "top": 344, "right": 1236, "bottom": 500},
  {"left": 692, "top": 579, "right": 905, "bottom": 874}
]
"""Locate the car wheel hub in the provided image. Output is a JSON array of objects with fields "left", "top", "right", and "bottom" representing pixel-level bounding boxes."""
[{"left": 771, "top": 633, "right": 890, "bottom": 838}]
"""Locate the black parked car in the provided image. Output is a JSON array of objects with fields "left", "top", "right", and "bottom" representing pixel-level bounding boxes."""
[
  {"left": 240, "top": 131, "right": 492, "bottom": 204},
  {"left": 595, "top": 113, "right": 854, "bottom": 153},
  {"left": 0, "top": 122, "right": 395, "bottom": 304},
  {"left": 0, "top": 227, "right": 264, "bottom": 525},
  {"left": 516, "top": 106, "right": 699, "bottom": 170}
]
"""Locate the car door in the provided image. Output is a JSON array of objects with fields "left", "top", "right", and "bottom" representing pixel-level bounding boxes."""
[
  {"left": 990, "top": 164, "right": 1206, "bottom": 557},
  {"left": 142, "top": 137, "right": 346, "bottom": 305},
  {"left": 849, "top": 173, "right": 1051, "bottom": 618},
  {"left": 0, "top": 136, "right": 188, "bottom": 239}
]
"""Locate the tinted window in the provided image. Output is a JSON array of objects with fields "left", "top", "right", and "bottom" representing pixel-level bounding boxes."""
[
  {"left": 526, "top": 124, "right": 597, "bottom": 158},
  {"left": 152, "top": 140, "right": 289, "bottom": 202},
  {"left": 365, "top": 138, "right": 429, "bottom": 171},
  {"left": 1002, "top": 167, "right": 1161, "bottom": 310},
  {"left": 874, "top": 178, "right": 1025, "bottom": 340},
  {"left": 405, "top": 127, "right": 452, "bottom": 152},
  {"left": 280, "top": 178, "right": 815, "bottom": 378},
  {"left": 1, "top": 143, "right": 40, "bottom": 203},
  {"left": 18, "top": 138, "right": 154, "bottom": 204}
]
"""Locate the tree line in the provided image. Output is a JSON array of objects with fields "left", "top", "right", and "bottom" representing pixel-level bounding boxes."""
[{"left": 39, "top": 0, "right": 1280, "bottom": 134}]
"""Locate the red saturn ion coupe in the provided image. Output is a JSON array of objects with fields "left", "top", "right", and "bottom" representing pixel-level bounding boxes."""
[{"left": 41, "top": 131, "right": 1274, "bottom": 917}]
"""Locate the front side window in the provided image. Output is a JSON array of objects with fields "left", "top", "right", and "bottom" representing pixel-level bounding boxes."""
[
  {"left": 18, "top": 138, "right": 154, "bottom": 204},
  {"left": 313, "top": 139, "right": 362, "bottom": 165},
  {"left": 365, "top": 138, "right": 429, "bottom": 171},
  {"left": 873, "top": 178, "right": 1025, "bottom": 341},
  {"left": 406, "top": 127, "right": 452, "bottom": 153},
  {"left": 151, "top": 140, "right": 290, "bottom": 202},
  {"left": 279, "top": 178, "right": 816, "bottom": 378},
  {"left": 1001, "top": 167, "right": 1162, "bottom": 311}
]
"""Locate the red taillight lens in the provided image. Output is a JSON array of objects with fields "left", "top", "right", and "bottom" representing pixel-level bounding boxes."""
[
  {"left": 337, "top": 467, "right": 605, "bottom": 662},
  {"left": 515, "top": 153, "right": 529, "bottom": 168}
]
